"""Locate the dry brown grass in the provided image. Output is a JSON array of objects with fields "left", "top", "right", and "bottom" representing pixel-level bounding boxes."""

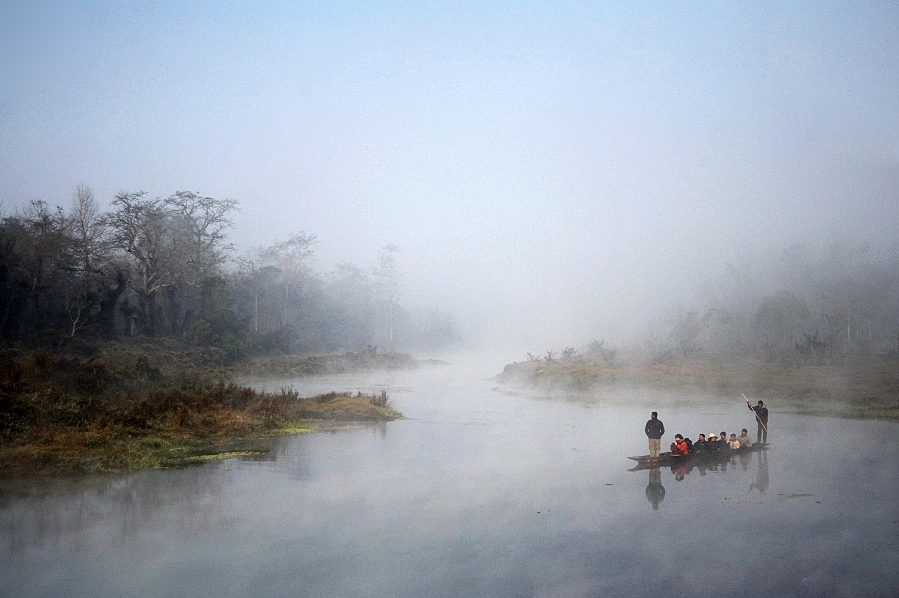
[{"left": 0, "top": 349, "right": 402, "bottom": 477}]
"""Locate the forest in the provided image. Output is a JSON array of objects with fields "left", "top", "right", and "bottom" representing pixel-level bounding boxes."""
[
  {"left": 657, "top": 239, "right": 899, "bottom": 363},
  {"left": 0, "top": 186, "right": 460, "bottom": 358}
]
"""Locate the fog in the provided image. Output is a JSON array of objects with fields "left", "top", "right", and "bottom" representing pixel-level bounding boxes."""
[{"left": 2, "top": 1, "right": 898, "bottom": 351}]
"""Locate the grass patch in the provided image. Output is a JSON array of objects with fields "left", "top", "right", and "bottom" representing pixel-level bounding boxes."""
[{"left": 0, "top": 349, "right": 403, "bottom": 478}]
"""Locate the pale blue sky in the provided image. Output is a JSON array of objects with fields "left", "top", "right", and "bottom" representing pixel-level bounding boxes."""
[{"left": 2, "top": 1, "right": 898, "bottom": 349}]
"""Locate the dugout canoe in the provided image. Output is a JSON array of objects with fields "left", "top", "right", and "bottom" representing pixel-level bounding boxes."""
[{"left": 628, "top": 442, "right": 768, "bottom": 470}]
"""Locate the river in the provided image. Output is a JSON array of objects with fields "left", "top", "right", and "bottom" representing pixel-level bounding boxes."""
[{"left": 2, "top": 355, "right": 898, "bottom": 597}]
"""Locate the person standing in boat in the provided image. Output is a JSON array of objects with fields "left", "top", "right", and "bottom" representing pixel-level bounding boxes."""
[
  {"left": 749, "top": 400, "right": 769, "bottom": 443},
  {"left": 645, "top": 412, "right": 665, "bottom": 458}
]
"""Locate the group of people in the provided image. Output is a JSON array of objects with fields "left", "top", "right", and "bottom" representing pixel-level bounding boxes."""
[
  {"left": 643, "top": 401, "right": 769, "bottom": 459},
  {"left": 668, "top": 430, "right": 753, "bottom": 456}
]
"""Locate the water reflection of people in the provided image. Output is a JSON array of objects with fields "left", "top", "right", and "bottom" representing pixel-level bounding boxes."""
[
  {"left": 749, "top": 449, "right": 769, "bottom": 493},
  {"left": 645, "top": 467, "right": 666, "bottom": 509}
]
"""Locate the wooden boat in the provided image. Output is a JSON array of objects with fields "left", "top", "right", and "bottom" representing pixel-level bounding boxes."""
[{"left": 628, "top": 442, "right": 768, "bottom": 470}]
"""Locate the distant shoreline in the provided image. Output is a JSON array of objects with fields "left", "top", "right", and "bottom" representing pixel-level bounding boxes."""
[{"left": 496, "top": 353, "right": 899, "bottom": 421}]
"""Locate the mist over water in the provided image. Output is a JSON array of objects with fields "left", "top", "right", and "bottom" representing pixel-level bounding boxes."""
[{"left": 3, "top": 357, "right": 898, "bottom": 597}]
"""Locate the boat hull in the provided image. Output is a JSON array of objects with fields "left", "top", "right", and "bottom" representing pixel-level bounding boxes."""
[{"left": 628, "top": 442, "right": 768, "bottom": 470}]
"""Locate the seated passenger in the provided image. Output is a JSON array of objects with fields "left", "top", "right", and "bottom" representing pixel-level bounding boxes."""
[
  {"left": 692, "top": 433, "right": 708, "bottom": 453},
  {"left": 706, "top": 433, "right": 720, "bottom": 454},
  {"left": 719, "top": 431, "right": 730, "bottom": 453},
  {"left": 670, "top": 434, "right": 689, "bottom": 455},
  {"left": 728, "top": 433, "right": 741, "bottom": 449},
  {"left": 739, "top": 428, "right": 753, "bottom": 448}
]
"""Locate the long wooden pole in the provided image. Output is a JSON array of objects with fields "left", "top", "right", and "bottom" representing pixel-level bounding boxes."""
[{"left": 743, "top": 393, "right": 769, "bottom": 435}]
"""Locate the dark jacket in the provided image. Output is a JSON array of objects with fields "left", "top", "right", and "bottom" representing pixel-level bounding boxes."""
[
  {"left": 645, "top": 418, "right": 665, "bottom": 439},
  {"left": 750, "top": 404, "right": 769, "bottom": 422}
]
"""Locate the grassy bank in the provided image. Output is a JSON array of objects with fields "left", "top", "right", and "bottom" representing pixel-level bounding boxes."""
[
  {"left": 497, "top": 353, "right": 899, "bottom": 420},
  {"left": 0, "top": 348, "right": 403, "bottom": 478},
  {"left": 227, "top": 348, "right": 419, "bottom": 378}
]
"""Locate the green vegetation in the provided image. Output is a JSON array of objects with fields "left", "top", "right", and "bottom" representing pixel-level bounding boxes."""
[
  {"left": 498, "top": 352, "right": 899, "bottom": 420},
  {"left": 0, "top": 347, "right": 403, "bottom": 478}
]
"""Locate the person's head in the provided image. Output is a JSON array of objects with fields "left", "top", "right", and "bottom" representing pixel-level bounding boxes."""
[
  {"left": 698, "top": 434, "right": 706, "bottom": 441},
  {"left": 741, "top": 428, "right": 748, "bottom": 435},
  {"left": 730, "top": 434, "right": 737, "bottom": 440},
  {"left": 720, "top": 432, "right": 726, "bottom": 439},
  {"left": 758, "top": 400, "right": 764, "bottom": 407},
  {"left": 709, "top": 433, "right": 717, "bottom": 441},
  {"left": 675, "top": 434, "right": 683, "bottom": 441},
  {"left": 651, "top": 411, "right": 658, "bottom": 418}
]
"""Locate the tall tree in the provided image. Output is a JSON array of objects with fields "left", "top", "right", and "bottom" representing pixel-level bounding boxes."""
[
  {"left": 165, "top": 191, "right": 237, "bottom": 285},
  {"left": 19, "top": 201, "right": 69, "bottom": 341},
  {"left": 258, "top": 232, "right": 317, "bottom": 328},
  {"left": 103, "top": 190, "right": 238, "bottom": 336},
  {"left": 63, "top": 185, "right": 111, "bottom": 336},
  {"left": 104, "top": 191, "right": 176, "bottom": 336},
  {"left": 373, "top": 244, "right": 401, "bottom": 348}
]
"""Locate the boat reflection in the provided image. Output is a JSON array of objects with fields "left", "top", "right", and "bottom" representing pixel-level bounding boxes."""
[{"left": 656, "top": 448, "right": 770, "bottom": 490}]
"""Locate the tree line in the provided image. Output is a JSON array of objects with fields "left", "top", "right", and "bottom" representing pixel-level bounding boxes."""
[
  {"left": 658, "top": 239, "right": 899, "bottom": 362},
  {"left": 0, "top": 186, "right": 459, "bottom": 357}
]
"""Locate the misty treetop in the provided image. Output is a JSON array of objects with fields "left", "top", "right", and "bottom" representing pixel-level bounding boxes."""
[
  {"left": 659, "top": 240, "right": 899, "bottom": 361},
  {"left": 0, "top": 187, "right": 459, "bottom": 356}
]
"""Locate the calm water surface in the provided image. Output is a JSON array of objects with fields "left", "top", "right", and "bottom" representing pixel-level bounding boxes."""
[{"left": 2, "top": 356, "right": 898, "bottom": 598}]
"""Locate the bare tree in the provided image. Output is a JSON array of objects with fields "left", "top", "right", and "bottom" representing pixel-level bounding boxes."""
[
  {"left": 373, "top": 244, "right": 401, "bottom": 348},
  {"left": 19, "top": 200, "right": 69, "bottom": 340},
  {"left": 258, "top": 232, "right": 317, "bottom": 327},
  {"left": 164, "top": 191, "right": 238, "bottom": 285},
  {"left": 104, "top": 191, "right": 175, "bottom": 335},
  {"left": 68, "top": 185, "right": 109, "bottom": 275},
  {"left": 103, "top": 190, "right": 238, "bottom": 336},
  {"left": 62, "top": 185, "right": 112, "bottom": 336}
]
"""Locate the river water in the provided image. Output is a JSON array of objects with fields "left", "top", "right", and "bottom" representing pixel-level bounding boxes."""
[{"left": 2, "top": 355, "right": 899, "bottom": 598}]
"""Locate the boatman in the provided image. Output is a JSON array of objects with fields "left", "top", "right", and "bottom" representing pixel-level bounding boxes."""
[
  {"left": 645, "top": 411, "right": 665, "bottom": 458},
  {"left": 749, "top": 400, "right": 769, "bottom": 443}
]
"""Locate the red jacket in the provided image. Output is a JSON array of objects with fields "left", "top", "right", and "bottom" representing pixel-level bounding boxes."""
[{"left": 670, "top": 439, "right": 688, "bottom": 455}]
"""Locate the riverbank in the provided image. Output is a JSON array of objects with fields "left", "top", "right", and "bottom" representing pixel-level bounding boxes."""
[
  {"left": 496, "top": 353, "right": 899, "bottom": 420},
  {"left": 0, "top": 344, "right": 405, "bottom": 478}
]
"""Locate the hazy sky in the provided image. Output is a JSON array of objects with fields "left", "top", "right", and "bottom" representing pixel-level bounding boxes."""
[{"left": 2, "top": 1, "right": 898, "bottom": 349}]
